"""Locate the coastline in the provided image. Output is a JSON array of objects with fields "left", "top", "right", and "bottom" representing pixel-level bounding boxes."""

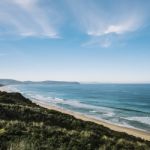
[
  {"left": 0, "top": 85, "right": 15, "bottom": 92},
  {"left": 0, "top": 85, "right": 150, "bottom": 141},
  {"left": 33, "top": 100, "right": 150, "bottom": 141}
]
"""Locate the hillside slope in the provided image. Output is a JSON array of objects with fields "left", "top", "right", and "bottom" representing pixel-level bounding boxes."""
[{"left": 0, "top": 91, "right": 150, "bottom": 150}]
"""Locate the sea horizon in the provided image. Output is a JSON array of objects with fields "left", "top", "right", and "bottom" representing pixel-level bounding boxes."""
[{"left": 1, "top": 78, "right": 150, "bottom": 84}]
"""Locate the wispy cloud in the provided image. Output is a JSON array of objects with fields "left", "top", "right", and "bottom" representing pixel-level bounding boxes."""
[
  {"left": 67, "top": 0, "right": 149, "bottom": 47},
  {"left": 0, "top": 0, "right": 62, "bottom": 38},
  {"left": 0, "top": 0, "right": 149, "bottom": 44}
]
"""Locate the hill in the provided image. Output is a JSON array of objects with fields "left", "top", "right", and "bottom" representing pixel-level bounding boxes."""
[
  {"left": 0, "top": 91, "right": 149, "bottom": 150},
  {"left": 0, "top": 79, "right": 22, "bottom": 85},
  {"left": 0, "top": 79, "right": 80, "bottom": 86}
]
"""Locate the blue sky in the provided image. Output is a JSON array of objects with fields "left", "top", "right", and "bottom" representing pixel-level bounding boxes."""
[{"left": 0, "top": 0, "right": 150, "bottom": 82}]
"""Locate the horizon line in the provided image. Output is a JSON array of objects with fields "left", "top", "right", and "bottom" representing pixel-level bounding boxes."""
[{"left": 0, "top": 78, "right": 150, "bottom": 84}]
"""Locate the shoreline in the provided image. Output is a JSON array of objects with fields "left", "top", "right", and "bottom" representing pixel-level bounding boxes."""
[
  {"left": 0, "top": 85, "right": 150, "bottom": 141},
  {"left": 33, "top": 100, "right": 150, "bottom": 141}
]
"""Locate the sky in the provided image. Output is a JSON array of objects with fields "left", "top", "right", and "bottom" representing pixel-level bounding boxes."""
[{"left": 0, "top": 0, "right": 150, "bottom": 83}]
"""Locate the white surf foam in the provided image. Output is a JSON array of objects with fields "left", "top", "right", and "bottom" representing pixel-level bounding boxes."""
[
  {"left": 0, "top": 85, "right": 21, "bottom": 93},
  {"left": 126, "top": 116, "right": 150, "bottom": 125},
  {"left": 27, "top": 93, "right": 116, "bottom": 119}
]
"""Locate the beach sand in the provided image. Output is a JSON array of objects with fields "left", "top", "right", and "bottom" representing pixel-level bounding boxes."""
[
  {"left": 33, "top": 100, "right": 150, "bottom": 141},
  {"left": 0, "top": 86, "right": 150, "bottom": 141}
]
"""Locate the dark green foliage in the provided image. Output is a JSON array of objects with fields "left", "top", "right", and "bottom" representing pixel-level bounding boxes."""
[
  {"left": 0, "top": 92, "right": 36, "bottom": 106},
  {"left": 0, "top": 91, "right": 149, "bottom": 150}
]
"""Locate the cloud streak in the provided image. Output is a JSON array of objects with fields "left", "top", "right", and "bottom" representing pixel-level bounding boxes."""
[
  {"left": 0, "top": 0, "right": 149, "bottom": 46},
  {"left": 67, "top": 0, "right": 149, "bottom": 47},
  {"left": 0, "top": 0, "right": 62, "bottom": 38}
]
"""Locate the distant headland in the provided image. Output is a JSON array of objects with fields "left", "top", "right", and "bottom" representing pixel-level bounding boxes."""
[{"left": 0, "top": 79, "right": 80, "bottom": 86}]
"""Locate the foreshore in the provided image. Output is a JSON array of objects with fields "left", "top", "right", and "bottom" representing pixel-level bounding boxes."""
[
  {"left": 33, "top": 100, "right": 150, "bottom": 141},
  {"left": 0, "top": 85, "right": 150, "bottom": 141}
]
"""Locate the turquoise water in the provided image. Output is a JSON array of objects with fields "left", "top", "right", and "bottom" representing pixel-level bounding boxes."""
[{"left": 8, "top": 83, "right": 150, "bottom": 132}]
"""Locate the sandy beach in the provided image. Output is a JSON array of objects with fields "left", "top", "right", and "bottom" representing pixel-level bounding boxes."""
[
  {"left": 33, "top": 99, "right": 150, "bottom": 141},
  {"left": 0, "top": 85, "right": 150, "bottom": 141}
]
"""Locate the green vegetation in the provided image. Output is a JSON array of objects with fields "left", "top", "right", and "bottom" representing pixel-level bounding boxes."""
[{"left": 0, "top": 91, "right": 149, "bottom": 150}]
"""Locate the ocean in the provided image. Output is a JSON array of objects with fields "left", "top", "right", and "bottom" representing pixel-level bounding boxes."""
[{"left": 6, "top": 83, "right": 150, "bottom": 132}]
